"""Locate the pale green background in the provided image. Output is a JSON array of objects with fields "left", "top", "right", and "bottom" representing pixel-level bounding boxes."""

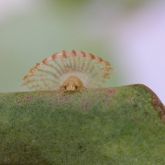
[{"left": 0, "top": 0, "right": 164, "bottom": 104}]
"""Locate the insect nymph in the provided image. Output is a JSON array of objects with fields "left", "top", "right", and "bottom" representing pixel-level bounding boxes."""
[{"left": 23, "top": 50, "right": 112, "bottom": 93}]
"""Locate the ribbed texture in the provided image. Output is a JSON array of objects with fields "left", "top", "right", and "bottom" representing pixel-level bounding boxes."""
[{"left": 23, "top": 50, "right": 112, "bottom": 91}]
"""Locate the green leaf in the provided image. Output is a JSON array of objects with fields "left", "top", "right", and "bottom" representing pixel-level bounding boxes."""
[{"left": 0, "top": 84, "right": 165, "bottom": 164}]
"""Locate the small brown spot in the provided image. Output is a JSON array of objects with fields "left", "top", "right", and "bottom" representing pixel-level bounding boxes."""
[
  {"left": 42, "top": 58, "right": 48, "bottom": 65},
  {"left": 23, "top": 75, "right": 28, "bottom": 80},
  {"left": 72, "top": 50, "right": 77, "bottom": 56},
  {"left": 29, "top": 68, "right": 35, "bottom": 73},
  {"left": 89, "top": 53, "right": 95, "bottom": 60},
  {"left": 107, "top": 88, "right": 116, "bottom": 96},
  {"left": 62, "top": 50, "right": 67, "bottom": 58},
  {"left": 35, "top": 63, "right": 40, "bottom": 67},
  {"left": 98, "top": 57, "right": 103, "bottom": 62},
  {"left": 52, "top": 54, "right": 57, "bottom": 60},
  {"left": 104, "top": 61, "right": 111, "bottom": 67},
  {"left": 81, "top": 51, "right": 86, "bottom": 57},
  {"left": 34, "top": 63, "right": 41, "bottom": 69}
]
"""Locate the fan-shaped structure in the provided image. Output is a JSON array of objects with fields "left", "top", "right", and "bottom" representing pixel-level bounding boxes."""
[{"left": 22, "top": 50, "right": 112, "bottom": 92}]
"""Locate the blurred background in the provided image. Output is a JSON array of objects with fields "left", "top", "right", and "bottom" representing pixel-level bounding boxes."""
[{"left": 0, "top": 0, "right": 164, "bottom": 103}]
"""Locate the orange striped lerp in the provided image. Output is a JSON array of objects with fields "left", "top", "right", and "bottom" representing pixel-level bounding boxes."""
[{"left": 22, "top": 50, "right": 112, "bottom": 93}]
